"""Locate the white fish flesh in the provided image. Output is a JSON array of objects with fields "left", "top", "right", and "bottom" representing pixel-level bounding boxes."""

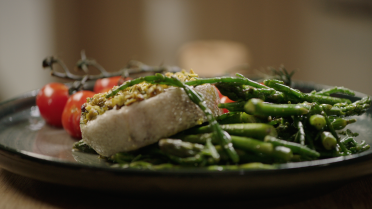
[{"left": 80, "top": 84, "right": 222, "bottom": 157}]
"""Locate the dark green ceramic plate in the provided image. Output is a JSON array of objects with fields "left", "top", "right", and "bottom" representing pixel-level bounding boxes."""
[{"left": 0, "top": 81, "right": 371, "bottom": 197}]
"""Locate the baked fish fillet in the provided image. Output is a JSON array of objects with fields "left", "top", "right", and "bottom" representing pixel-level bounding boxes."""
[{"left": 80, "top": 84, "right": 222, "bottom": 157}]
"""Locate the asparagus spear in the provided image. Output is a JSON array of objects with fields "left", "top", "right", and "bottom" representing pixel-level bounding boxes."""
[
  {"left": 264, "top": 136, "right": 320, "bottom": 158},
  {"left": 208, "top": 162, "right": 276, "bottom": 171},
  {"left": 333, "top": 96, "right": 371, "bottom": 116},
  {"left": 319, "top": 108, "right": 349, "bottom": 155},
  {"left": 188, "top": 123, "right": 277, "bottom": 140},
  {"left": 263, "top": 79, "right": 304, "bottom": 99},
  {"left": 179, "top": 133, "right": 294, "bottom": 163},
  {"left": 73, "top": 140, "right": 98, "bottom": 154},
  {"left": 180, "top": 133, "right": 274, "bottom": 155},
  {"left": 331, "top": 118, "right": 357, "bottom": 130},
  {"left": 303, "top": 94, "right": 351, "bottom": 105},
  {"left": 230, "top": 135, "right": 274, "bottom": 155},
  {"left": 215, "top": 79, "right": 351, "bottom": 104},
  {"left": 293, "top": 118, "right": 306, "bottom": 145},
  {"left": 272, "top": 146, "right": 293, "bottom": 163},
  {"left": 178, "top": 132, "right": 295, "bottom": 162},
  {"left": 159, "top": 137, "right": 220, "bottom": 166},
  {"left": 214, "top": 82, "right": 290, "bottom": 103},
  {"left": 309, "top": 114, "right": 326, "bottom": 130},
  {"left": 216, "top": 112, "right": 260, "bottom": 124},
  {"left": 221, "top": 100, "right": 363, "bottom": 117},
  {"left": 244, "top": 97, "right": 367, "bottom": 118},
  {"left": 264, "top": 78, "right": 352, "bottom": 104},
  {"left": 185, "top": 75, "right": 269, "bottom": 89},
  {"left": 218, "top": 101, "right": 245, "bottom": 112},
  {"left": 321, "top": 131, "right": 338, "bottom": 150},
  {"left": 340, "top": 136, "right": 370, "bottom": 154},
  {"left": 158, "top": 139, "right": 204, "bottom": 158},
  {"left": 311, "top": 86, "right": 355, "bottom": 96},
  {"left": 244, "top": 98, "right": 309, "bottom": 117}
]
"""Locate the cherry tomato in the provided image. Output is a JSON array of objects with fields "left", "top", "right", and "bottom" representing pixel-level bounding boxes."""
[
  {"left": 62, "top": 90, "right": 95, "bottom": 139},
  {"left": 93, "top": 76, "right": 121, "bottom": 93},
  {"left": 220, "top": 96, "right": 234, "bottom": 113},
  {"left": 118, "top": 77, "right": 133, "bottom": 85},
  {"left": 214, "top": 86, "right": 223, "bottom": 99},
  {"left": 97, "top": 87, "right": 113, "bottom": 93},
  {"left": 214, "top": 86, "right": 234, "bottom": 113},
  {"left": 220, "top": 96, "right": 234, "bottom": 104},
  {"left": 36, "top": 83, "right": 69, "bottom": 127}
]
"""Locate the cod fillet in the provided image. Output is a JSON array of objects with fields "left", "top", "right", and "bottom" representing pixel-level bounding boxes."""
[{"left": 80, "top": 84, "right": 222, "bottom": 157}]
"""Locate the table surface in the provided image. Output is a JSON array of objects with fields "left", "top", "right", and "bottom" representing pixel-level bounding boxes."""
[{"left": 1, "top": 168, "right": 372, "bottom": 209}]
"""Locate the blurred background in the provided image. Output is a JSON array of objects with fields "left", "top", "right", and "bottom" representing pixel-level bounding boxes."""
[{"left": 0, "top": 0, "right": 371, "bottom": 102}]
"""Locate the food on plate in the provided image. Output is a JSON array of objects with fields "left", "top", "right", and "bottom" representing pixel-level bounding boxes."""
[
  {"left": 39, "top": 53, "right": 123, "bottom": 138},
  {"left": 37, "top": 54, "right": 372, "bottom": 169},
  {"left": 73, "top": 66, "right": 371, "bottom": 170},
  {"left": 80, "top": 70, "right": 222, "bottom": 156}
]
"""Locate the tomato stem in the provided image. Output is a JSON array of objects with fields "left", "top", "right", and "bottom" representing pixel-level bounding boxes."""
[{"left": 42, "top": 51, "right": 122, "bottom": 81}]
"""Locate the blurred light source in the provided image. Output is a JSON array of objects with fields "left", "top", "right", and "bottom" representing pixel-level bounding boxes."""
[{"left": 177, "top": 40, "right": 250, "bottom": 77}]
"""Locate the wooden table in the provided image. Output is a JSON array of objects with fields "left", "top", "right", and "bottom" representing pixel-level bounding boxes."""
[{"left": 1, "top": 168, "right": 372, "bottom": 209}]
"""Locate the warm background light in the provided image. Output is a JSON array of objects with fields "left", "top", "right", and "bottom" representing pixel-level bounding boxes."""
[{"left": 1, "top": 0, "right": 371, "bottom": 101}]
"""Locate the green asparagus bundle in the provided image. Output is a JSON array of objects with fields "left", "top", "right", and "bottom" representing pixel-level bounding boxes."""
[{"left": 74, "top": 68, "right": 371, "bottom": 170}]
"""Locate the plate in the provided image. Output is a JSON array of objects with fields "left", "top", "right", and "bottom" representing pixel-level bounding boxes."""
[{"left": 0, "top": 81, "right": 372, "bottom": 197}]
